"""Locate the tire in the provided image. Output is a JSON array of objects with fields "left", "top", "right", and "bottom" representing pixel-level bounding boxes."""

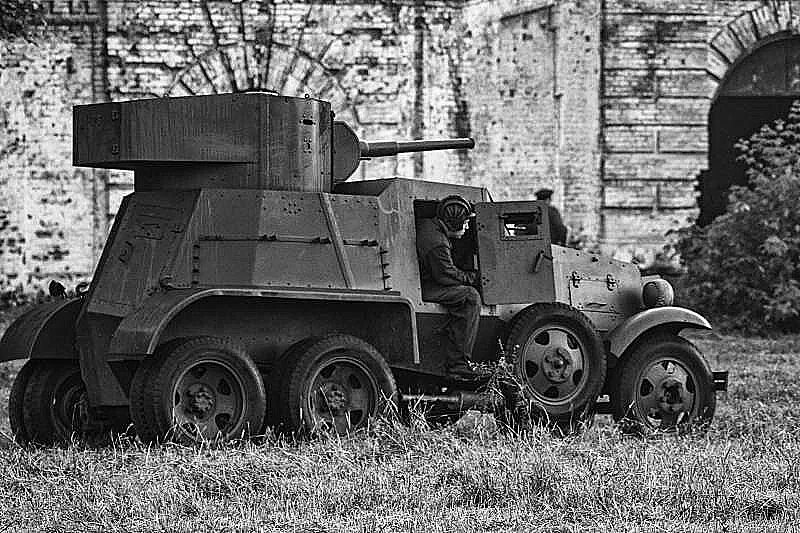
[
  {"left": 504, "top": 303, "right": 606, "bottom": 430},
  {"left": 20, "top": 360, "right": 93, "bottom": 446},
  {"left": 264, "top": 336, "right": 320, "bottom": 432},
  {"left": 610, "top": 333, "right": 716, "bottom": 434},
  {"left": 271, "top": 334, "right": 398, "bottom": 436},
  {"left": 128, "top": 338, "right": 187, "bottom": 440},
  {"left": 130, "top": 336, "right": 267, "bottom": 443},
  {"left": 128, "top": 356, "right": 159, "bottom": 441},
  {"left": 9, "top": 360, "right": 37, "bottom": 445}
]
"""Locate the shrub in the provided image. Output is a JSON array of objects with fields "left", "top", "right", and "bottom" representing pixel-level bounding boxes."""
[{"left": 676, "top": 102, "right": 800, "bottom": 333}]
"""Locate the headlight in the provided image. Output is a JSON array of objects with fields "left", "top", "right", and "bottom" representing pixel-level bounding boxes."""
[{"left": 642, "top": 279, "right": 674, "bottom": 308}]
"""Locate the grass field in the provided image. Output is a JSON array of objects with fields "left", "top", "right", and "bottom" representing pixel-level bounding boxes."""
[{"left": 1, "top": 330, "right": 799, "bottom": 532}]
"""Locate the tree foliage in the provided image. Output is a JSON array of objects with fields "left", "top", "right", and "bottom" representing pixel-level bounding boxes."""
[
  {"left": 0, "top": 0, "right": 45, "bottom": 41},
  {"left": 676, "top": 102, "right": 800, "bottom": 333}
]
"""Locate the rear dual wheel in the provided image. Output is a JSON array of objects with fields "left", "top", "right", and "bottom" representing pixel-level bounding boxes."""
[
  {"left": 130, "top": 334, "right": 395, "bottom": 442},
  {"left": 9, "top": 360, "right": 116, "bottom": 446},
  {"left": 269, "top": 334, "right": 397, "bottom": 436},
  {"left": 8, "top": 361, "right": 35, "bottom": 444},
  {"left": 130, "top": 337, "right": 266, "bottom": 443}
]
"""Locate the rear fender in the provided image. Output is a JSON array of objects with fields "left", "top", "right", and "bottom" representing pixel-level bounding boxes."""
[
  {"left": 0, "top": 298, "right": 82, "bottom": 362},
  {"left": 606, "top": 306, "right": 711, "bottom": 358},
  {"left": 107, "top": 288, "right": 419, "bottom": 365}
]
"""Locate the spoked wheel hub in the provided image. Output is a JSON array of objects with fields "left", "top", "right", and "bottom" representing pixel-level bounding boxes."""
[
  {"left": 184, "top": 383, "right": 216, "bottom": 418},
  {"left": 520, "top": 326, "right": 587, "bottom": 404},
  {"left": 173, "top": 360, "right": 244, "bottom": 439},
  {"left": 318, "top": 382, "right": 349, "bottom": 414},
  {"left": 307, "top": 355, "right": 378, "bottom": 434},
  {"left": 542, "top": 346, "right": 574, "bottom": 383},
  {"left": 636, "top": 358, "right": 696, "bottom": 428}
]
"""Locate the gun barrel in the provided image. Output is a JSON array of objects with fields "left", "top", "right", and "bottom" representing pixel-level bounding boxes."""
[{"left": 359, "top": 138, "right": 475, "bottom": 158}]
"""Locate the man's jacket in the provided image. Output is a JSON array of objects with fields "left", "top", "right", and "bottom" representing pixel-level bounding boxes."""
[{"left": 415, "top": 218, "right": 478, "bottom": 289}]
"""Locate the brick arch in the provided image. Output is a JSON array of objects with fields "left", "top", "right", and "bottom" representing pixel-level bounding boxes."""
[
  {"left": 707, "top": 3, "right": 798, "bottom": 99},
  {"left": 165, "top": 41, "right": 361, "bottom": 126},
  {"left": 701, "top": 4, "right": 800, "bottom": 224}
]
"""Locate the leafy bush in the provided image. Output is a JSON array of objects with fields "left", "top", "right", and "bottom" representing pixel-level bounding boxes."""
[{"left": 676, "top": 102, "right": 800, "bottom": 333}]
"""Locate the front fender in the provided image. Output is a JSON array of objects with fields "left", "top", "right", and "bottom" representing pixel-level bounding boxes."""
[
  {"left": 606, "top": 306, "right": 711, "bottom": 357},
  {"left": 0, "top": 298, "right": 82, "bottom": 362}
]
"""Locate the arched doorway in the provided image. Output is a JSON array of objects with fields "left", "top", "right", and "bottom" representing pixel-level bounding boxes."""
[
  {"left": 701, "top": 37, "right": 800, "bottom": 225},
  {"left": 166, "top": 42, "right": 360, "bottom": 126}
]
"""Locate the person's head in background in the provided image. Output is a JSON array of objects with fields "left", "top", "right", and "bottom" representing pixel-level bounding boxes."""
[{"left": 535, "top": 188, "right": 554, "bottom": 205}]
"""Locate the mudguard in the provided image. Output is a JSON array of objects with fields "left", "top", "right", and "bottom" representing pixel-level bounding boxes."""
[
  {"left": 107, "top": 287, "right": 420, "bottom": 362},
  {"left": 606, "top": 306, "right": 711, "bottom": 357},
  {"left": 0, "top": 298, "right": 82, "bottom": 362}
]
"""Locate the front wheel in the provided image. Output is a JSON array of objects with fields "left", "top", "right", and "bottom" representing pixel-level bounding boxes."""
[{"left": 611, "top": 333, "right": 716, "bottom": 434}]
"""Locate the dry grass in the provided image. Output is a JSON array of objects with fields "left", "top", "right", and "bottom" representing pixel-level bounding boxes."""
[{"left": 1, "top": 330, "right": 799, "bottom": 532}]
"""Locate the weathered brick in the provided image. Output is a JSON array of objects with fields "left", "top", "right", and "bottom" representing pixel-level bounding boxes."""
[
  {"left": 604, "top": 153, "right": 707, "bottom": 181},
  {"left": 600, "top": 208, "right": 697, "bottom": 243},
  {"left": 603, "top": 180, "right": 697, "bottom": 209},
  {"left": 604, "top": 13, "right": 707, "bottom": 43},
  {"left": 658, "top": 126, "right": 707, "bottom": 153},
  {"left": 603, "top": 98, "right": 710, "bottom": 125},
  {"left": 5, "top": 0, "right": 800, "bottom": 292},
  {"left": 657, "top": 70, "right": 713, "bottom": 97},
  {"left": 604, "top": 69, "right": 656, "bottom": 98},
  {"left": 604, "top": 126, "right": 656, "bottom": 153},
  {"left": 606, "top": 0, "right": 709, "bottom": 13},
  {"left": 604, "top": 42, "right": 707, "bottom": 69}
]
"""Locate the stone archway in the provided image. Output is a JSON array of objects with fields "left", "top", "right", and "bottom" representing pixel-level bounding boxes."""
[
  {"left": 700, "top": 3, "right": 800, "bottom": 224},
  {"left": 159, "top": 0, "right": 361, "bottom": 127},
  {"left": 166, "top": 41, "right": 360, "bottom": 127},
  {"left": 702, "top": 36, "right": 800, "bottom": 225}
]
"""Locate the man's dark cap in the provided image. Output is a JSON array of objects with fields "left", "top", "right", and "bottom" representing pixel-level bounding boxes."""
[{"left": 535, "top": 188, "right": 554, "bottom": 200}]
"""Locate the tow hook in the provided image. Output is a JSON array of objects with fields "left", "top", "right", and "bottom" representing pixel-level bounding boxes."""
[{"left": 713, "top": 371, "right": 729, "bottom": 392}]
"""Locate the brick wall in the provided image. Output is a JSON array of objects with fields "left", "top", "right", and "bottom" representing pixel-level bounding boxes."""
[
  {"left": 461, "top": 0, "right": 602, "bottom": 241},
  {"left": 3, "top": 0, "right": 798, "bottom": 294},
  {"left": 0, "top": 0, "right": 106, "bottom": 298},
  {"left": 100, "top": 0, "right": 601, "bottom": 215},
  {"left": 102, "top": 1, "right": 477, "bottom": 201},
  {"left": 599, "top": 0, "right": 798, "bottom": 264}
]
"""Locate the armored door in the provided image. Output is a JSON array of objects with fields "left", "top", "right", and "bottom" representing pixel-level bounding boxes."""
[{"left": 475, "top": 201, "right": 555, "bottom": 304}]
